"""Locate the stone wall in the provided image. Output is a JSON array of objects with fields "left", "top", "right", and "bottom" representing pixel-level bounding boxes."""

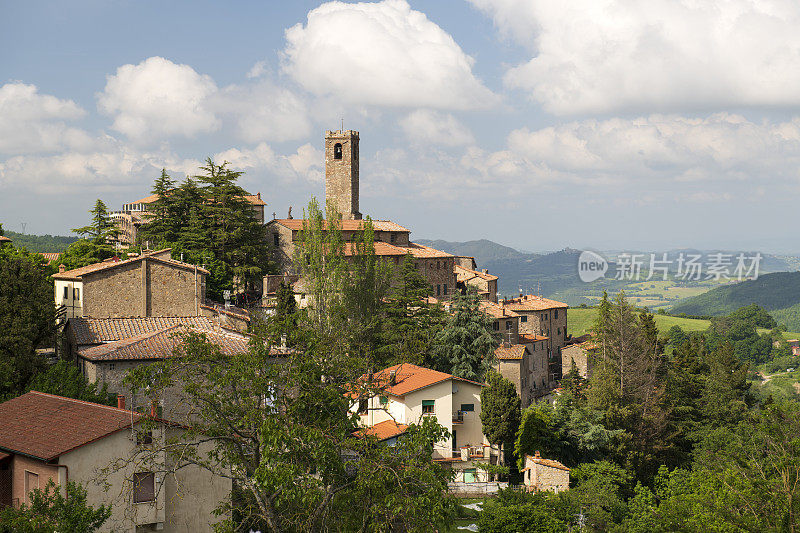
[
  {"left": 82, "top": 258, "right": 205, "bottom": 318},
  {"left": 325, "top": 130, "right": 360, "bottom": 220},
  {"left": 414, "top": 257, "right": 457, "bottom": 299},
  {"left": 562, "top": 344, "right": 593, "bottom": 379}
]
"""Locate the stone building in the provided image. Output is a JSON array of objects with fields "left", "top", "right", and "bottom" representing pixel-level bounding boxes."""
[
  {"left": 494, "top": 334, "right": 551, "bottom": 408},
  {"left": 521, "top": 451, "right": 570, "bottom": 493},
  {"left": 265, "top": 130, "right": 457, "bottom": 299},
  {"left": 456, "top": 264, "right": 498, "bottom": 302},
  {"left": 500, "top": 295, "right": 569, "bottom": 383},
  {"left": 0, "top": 391, "right": 231, "bottom": 532},
  {"left": 561, "top": 340, "right": 596, "bottom": 380},
  {"left": 53, "top": 250, "right": 209, "bottom": 319}
]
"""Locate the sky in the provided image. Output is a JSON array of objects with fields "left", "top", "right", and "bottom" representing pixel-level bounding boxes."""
[{"left": 1, "top": 0, "right": 798, "bottom": 253}]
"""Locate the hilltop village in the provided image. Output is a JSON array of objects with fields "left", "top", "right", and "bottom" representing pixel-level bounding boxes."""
[{"left": 0, "top": 129, "right": 593, "bottom": 532}]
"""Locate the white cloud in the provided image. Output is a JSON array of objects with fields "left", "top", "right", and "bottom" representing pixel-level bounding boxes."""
[
  {"left": 97, "top": 56, "right": 220, "bottom": 142},
  {"left": 0, "top": 83, "right": 93, "bottom": 154},
  {"left": 212, "top": 80, "right": 312, "bottom": 143},
  {"left": 399, "top": 110, "right": 475, "bottom": 146},
  {"left": 470, "top": 0, "right": 800, "bottom": 114},
  {"left": 214, "top": 142, "right": 323, "bottom": 183},
  {"left": 283, "top": 0, "right": 497, "bottom": 109}
]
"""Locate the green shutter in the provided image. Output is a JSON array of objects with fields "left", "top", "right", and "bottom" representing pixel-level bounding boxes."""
[{"left": 422, "top": 400, "right": 435, "bottom": 407}]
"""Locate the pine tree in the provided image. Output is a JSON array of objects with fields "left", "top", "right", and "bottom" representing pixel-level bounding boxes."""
[{"left": 72, "top": 199, "right": 118, "bottom": 244}]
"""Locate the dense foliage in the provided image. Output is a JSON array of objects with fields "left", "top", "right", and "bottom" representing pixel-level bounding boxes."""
[
  {"left": 2, "top": 230, "right": 77, "bottom": 253},
  {"left": 137, "top": 162, "right": 274, "bottom": 300},
  {"left": 0, "top": 480, "right": 111, "bottom": 533}
]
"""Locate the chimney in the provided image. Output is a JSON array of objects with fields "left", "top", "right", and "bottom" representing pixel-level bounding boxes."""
[
  {"left": 482, "top": 269, "right": 488, "bottom": 274},
  {"left": 389, "top": 369, "right": 397, "bottom": 385},
  {"left": 58, "top": 264, "right": 66, "bottom": 273},
  {"left": 257, "top": 192, "right": 261, "bottom": 199},
  {"left": 117, "top": 395, "right": 126, "bottom": 410},
  {"left": 534, "top": 450, "right": 541, "bottom": 459},
  {"left": 150, "top": 400, "right": 157, "bottom": 418}
]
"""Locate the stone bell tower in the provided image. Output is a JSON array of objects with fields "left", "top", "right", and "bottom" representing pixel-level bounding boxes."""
[{"left": 325, "top": 130, "right": 361, "bottom": 220}]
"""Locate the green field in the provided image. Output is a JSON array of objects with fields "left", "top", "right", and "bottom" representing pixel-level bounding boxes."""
[{"left": 568, "top": 307, "right": 711, "bottom": 337}]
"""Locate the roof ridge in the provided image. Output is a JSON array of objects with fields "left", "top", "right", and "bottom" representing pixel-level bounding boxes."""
[{"left": 28, "top": 390, "right": 142, "bottom": 418}]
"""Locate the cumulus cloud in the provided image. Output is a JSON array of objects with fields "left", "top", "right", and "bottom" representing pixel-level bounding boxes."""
[
  {"left": 283, "top": 0, "right": 497, "bottom": 109},
  {"left": 214, "top": 142, "right": 323, "bottom": 183},
  {"left": 0, "top": 83, "right": 93, "bottom": 154},
  {"left": 470, "top": 0, "right": 800, "bottom": 114},
  {"left": 399, "top": 110, "right": 475, "bottom": 146},
  {"left": 97, "top": 56, "right": 220, "bottom": 142},
  {"left": 212, "top": 80, "right": 312, "bottom": 143}
]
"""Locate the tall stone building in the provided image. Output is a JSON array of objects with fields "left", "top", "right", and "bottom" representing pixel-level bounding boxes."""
[
  {"left": 266, "top": 129, "right": 456, "bottom": 298},
  {"left": 325, "top": 130, "right": 361, "bottom": 220}
]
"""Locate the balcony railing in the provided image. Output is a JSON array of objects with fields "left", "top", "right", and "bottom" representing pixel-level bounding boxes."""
[{"left": 453, "top": 410, "right": 464, "bottom": 424}]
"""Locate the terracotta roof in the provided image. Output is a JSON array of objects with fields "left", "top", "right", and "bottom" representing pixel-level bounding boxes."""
[
  {"left": 134, "top": 192, "right": 265, "bottom": 206},
  {"left": 480, "top": 301, "right": 520, "bottom": 319},
  {"left": 356, "top": 420, "right": 409, "bottom": 441},
  {"left": 495, "top": 344, "right": 528, "bottom": 360},
  {"left": 0, "top": 236, "right": 11, "bottom": 243},
  {"left": 343, "top": 242, "right": 408, "bottom": 257},
  {"left": 501, "top": 295, "right": 568, "bottom": 312},
  {"left": 0, "top": 391, "right": 144, "bottom": 461},
  {"left": 406, "top": 243, "right": 453, "bottom": 259},
  {"left": 68, "top": 316, "right": 215, "bottom": 345},
  {"left": 455, "top": 264, "right": 498, "bottom": 282},
  {"left": 364, "top": 363, "right": 483, "bottom": 397},
  {"left": 519, "top": 334, "right": 549, "bottom": 344},
  {"left": 525, "top": 454, "right": 570, "bottom": 472},
  {"left": 53, "top": 250, "right": 210, "bottom": 280},
  {"left": 270, "top": 219, "right": 410, "bottom": 233},
  {"left": 38, "top": 252, "right": 61, "bottom": 265},
  {"left": 566, "top": 341, "right": 598, "bottom": 350},
  {"left": 78, "top": 324, "right": 250, "bottom": 361}
]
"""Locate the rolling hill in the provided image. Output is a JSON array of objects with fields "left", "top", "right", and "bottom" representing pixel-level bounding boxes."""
[{"left": 670, "top": 271, "right": 800, "bottom": 316}]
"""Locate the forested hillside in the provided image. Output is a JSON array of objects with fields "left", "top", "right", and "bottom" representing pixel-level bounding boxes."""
[
  {"left": 671, "top": 271, "right": 800, "bottom": 316},
  {"left": 3, "top": 230, "right": 77, "bottom": 252}
]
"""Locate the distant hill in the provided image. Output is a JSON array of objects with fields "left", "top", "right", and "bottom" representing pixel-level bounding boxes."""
[
  {"left": 414, "top": 239, "right": 530, "bottom": 267},
  {"left": 3, "top": 230, "right": 77, "bottom": 253},
  {"left": 670, "top": 271, "right": 800, "bottom": 317}
]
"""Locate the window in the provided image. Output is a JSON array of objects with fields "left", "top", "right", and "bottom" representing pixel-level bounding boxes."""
[
  {"left": 464, "top": 468, "right": 477, "bottom": 483},
  {"left": 437, "top": 261, "right": 440, "bottom": 270},
  {"left": 493, "top": 322, "right": 499, "bottom": 331},
  {"left": 334, "top": 143, "right": 343, "bottom": 159},
  {"left": 452, "top": 430, "right": 457, "bottom": 450},
  {"left": 63, "top": 286, "right": 69, "bottom": 300},
  {"left": 390, "top": 233, "right": 396, "bottom": 243},
  {"left": 557, "top": 327, "right": 561, "bottom": 335},
  {"left": 73, "top": 287, "right": 80, "bottom": 301},
  {"left": 436, "top": 285, "right": 441, "bottom": 296},
  {"left": 505, "top": 320, "right": 512, "bottom": 330},
  {"left": 521, "top": 315, "right": 528, "bottom": 323},
  {"left": 109, "top": 363, "right": 116, "bottom": 371},
  {"left": 133, "top": 472, "right": 155, "bottom": 503},
  {"left": 422, "top": 400, "right": 435, "bottom": 414},
  {"left": 379, "top": 396, "right": 388, "bottom": 405},
  {"left": 443, "top": 284, "right": 448, "bottom": 296},
  {"left": 544, "top": 313, "right": 548, "bottom": 320},
  {"left": 460, "top": 403, "right": 474, "bottom": 412},
  {"left": 358, "top": 399, "right": 368, "bottom": 414},
  {"left": 273, "top": 233, "right": 279, "bottom": 246},
  {"left": 554, "top": 309, "right": 559, "bottom": 319}
]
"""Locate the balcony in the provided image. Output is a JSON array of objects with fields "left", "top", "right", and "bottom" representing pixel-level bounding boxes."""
[{"left": 452, "top": 410, "right": 464, "bottom": 424}]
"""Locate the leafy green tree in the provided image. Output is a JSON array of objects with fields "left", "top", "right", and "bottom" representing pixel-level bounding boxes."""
[
  {"left": 379, "top": 255, "right": 444, "bottom": 367},
  {"left": 699, "top": 342, "right": 751, "bottom": 429},
  {"left": 0, "top": 246, "right": 55, "bottom": 400},
  {"left": 431, "top": 291, "right": 497, "bottom": 381},
  {"left": 562, "top": 460, "right": 632, "bottom": 530},
  {"left": 0, "top": 480, "right": 111, "bottom": 533},
  {"left": 481, "top": 370, "right": 521, "bottom": 466},
  {"left": 560, "top": 359, "right": 586, "bottom": 398},
  {"left": 56, "top": 239, "right": 120, "bottom": 270},
  {"left": 478, "top": 488, "right": 568, "bottom": 533},
  {"left": 26, "top": 361, "right": 116, "bottom": 405},
  {"left": 72, "top": 199, "right": 119, "bottom": 244}
]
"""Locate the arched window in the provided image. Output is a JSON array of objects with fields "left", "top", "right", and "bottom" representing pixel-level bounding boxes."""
[{"left": 334, "top": 143, "right": 343, "bottom": 160}]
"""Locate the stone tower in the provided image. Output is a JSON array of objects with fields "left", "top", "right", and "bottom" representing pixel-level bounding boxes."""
[{"left": 325, "top": 130, "right": 361, "bottom": 220}]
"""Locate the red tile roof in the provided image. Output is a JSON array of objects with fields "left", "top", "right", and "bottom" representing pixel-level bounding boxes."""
[
  {"left": 39, "top": 252, "right": 61, "bottom": 265},
  {"left": 364, "top": 363, "right": 483, "bottom": 397},
  {"left": 0, "top": 391, "right": 143, "bottom": 461},
  {"left": 480, "top": 301, "right": 520, "bottom": 319},
  {"left": 0, "top": 236, "right": 11, "bottom": 243},
  {"left": 270, "top": 219, "right": 410, "bottom": 233},
  {"left": 356, "top": 420, "right": 409, "bottom": 441},
  {"left": 455, "top": 264, "right": 498, "bottom": 281},
  {"left": 343, "top": 242, "right": 408, "bottom": 257},
  {"left": 53, "top": 250, "right": 210, "bottom": 280},
  {"left": 406, "top": 243, "right": 453, "bottom": 259},
  {"left": 78, "top": 324, "right": 250, "bottom": 361},
  {"left": 501, "top": 295, "right": 568, "bottom": 311},
  {"left": 524, "top": 454, "right": 570, "bottom": 472},
  {"left": 519, "top": 334, "right": 549, "bottom": 344},
  {"left": 495, "top": 344, "right": 528, "bottom": 360},
  {"left": 68, "top": 316, "right": 215, "bottom": 345}
]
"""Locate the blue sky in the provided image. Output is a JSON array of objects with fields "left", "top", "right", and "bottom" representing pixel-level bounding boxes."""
[{"left": 1, "top": 0, "right": 798, "bottom": 253}]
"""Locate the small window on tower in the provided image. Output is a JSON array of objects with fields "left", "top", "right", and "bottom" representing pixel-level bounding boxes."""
[{"left": 334, "top": 143, "right": 343, "bottom": 160}]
